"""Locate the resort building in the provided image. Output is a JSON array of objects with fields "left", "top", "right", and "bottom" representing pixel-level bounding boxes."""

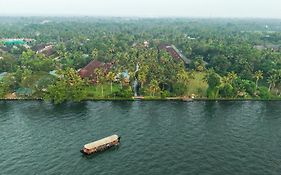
[
  {"left": 36, "top": 45, "right": 54, "bottom": 57},
  {"left": 79, "top": 60, "right": 114, "bottom": 83},
  {"left": 1, "top": 38, "right": 34, "bottom": 46},
  {"left": 159, "top": 44, "right": 191, "bottom": 66}
]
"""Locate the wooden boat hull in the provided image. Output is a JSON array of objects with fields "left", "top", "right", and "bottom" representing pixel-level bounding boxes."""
[{"left": 80, "top": 143, "right": 119, "bottom": 155}]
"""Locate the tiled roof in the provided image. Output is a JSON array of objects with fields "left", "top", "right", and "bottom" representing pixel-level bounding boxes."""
[
  {"left": 79, "top": 60, "right": 114, "bottom": 82},
  {"left": 159, "top": 44, "right": 191, "bottom": 64}
]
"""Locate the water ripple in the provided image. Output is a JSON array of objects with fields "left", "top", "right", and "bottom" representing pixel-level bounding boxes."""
[{"left": 1, "top": 101, "right": 281, "bottom": 174}]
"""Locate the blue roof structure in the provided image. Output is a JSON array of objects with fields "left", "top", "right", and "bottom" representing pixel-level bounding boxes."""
[
  {"left": 122, "top": 70, "right": 130, "bottom": 79},
  {"left": 0, "top": 72, "right": 8, "bottom": 80}
]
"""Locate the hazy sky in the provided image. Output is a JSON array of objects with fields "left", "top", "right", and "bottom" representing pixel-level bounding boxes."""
[{"left": 0, "top": 0, "right": 281, "bottom": 18}]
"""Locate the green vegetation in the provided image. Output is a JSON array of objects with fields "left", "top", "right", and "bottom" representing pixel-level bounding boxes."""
[{"left": 0, "top": 17, "right": 280, "bottom": 103}]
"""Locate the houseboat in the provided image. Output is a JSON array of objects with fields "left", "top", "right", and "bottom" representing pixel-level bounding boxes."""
[{"left": 80, "top": 134, "right": 121, "bottom": 155}]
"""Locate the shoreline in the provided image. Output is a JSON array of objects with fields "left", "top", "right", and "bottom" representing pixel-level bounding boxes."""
[{"left": 0, "top": 97, "right": 281, "bottom": 102}]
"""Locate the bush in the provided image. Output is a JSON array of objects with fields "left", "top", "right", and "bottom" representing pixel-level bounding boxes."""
[
  {"left": 196, "top": 87, "right": 205, "bottom": 97},
  {"left": 172, "top": 83, "right": 186, "bottom": 96},
  {"left": 244, "top": 80, "right": 256, "bottom": 96},
  {"left": 258, "top": 87, "right": 271, "bottom": 99},
  {"left": 114, "top": 87, "right": 133, "bottom": 98},
  {"left": 160, "top": 90, "right": 170, "bottom": 98},
  {"left": 207, "top": 87, "right": 219, "bottom": 99},
  {"left": 219, "top": 84, "right": 235, "bottom": 98}
]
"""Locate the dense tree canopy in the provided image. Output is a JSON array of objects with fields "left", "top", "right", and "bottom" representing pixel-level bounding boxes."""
[{"left": 0, "top": 17, "right": 280, "bottom": 102}]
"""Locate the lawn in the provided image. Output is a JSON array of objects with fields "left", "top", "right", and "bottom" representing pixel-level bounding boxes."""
[
  {"left": 186, "top": 72, "right": 208, "bottom": 97},
  {"left": 84, "top": 83, "right": 121, "bottom": 99}
]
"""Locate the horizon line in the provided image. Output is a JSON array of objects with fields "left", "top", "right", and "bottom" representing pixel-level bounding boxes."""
[{"left": 0, "top": 14, "right": 281, "bottom": 20}]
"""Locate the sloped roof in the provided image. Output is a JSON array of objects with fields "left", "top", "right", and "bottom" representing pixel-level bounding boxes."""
[
  {"left": 159, "top": 44, "right": 191, "bottom": 64},
  {"left": 79, "top": 60, "right": 113, "bottom": 79},
  {"left": 37, "top": 45, "right": 54, "bottom": 56},
  {"left": 4, "top": 40, "right": 25, "bottom": 45},
  {"left": 84, "top": 135, "right": 119, "bottom": 149}
]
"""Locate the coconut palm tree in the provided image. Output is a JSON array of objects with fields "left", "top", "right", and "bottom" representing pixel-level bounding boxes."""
[
  {"left": 267, "top": 75, "right": 277, "bottom": 92},
  {"left": 106, "top": 71, "right": 116, "bottom": 94},
  {"left": 138, "top": 65, "right": 148, "bottom": 88},
  {"left": 227, "top": 71, "right": 238, "bottom": 84},
  {"left": 177, "top": 69, "right": 189, "bottom": 87},
  {"left": 94, "top": 68, "right": 104, "bottom": 97},
  {"left": 148, "top": 79, "right": 160, "bottom": 97},
  {"left": 254, "top": 70, "right": 263, "bottom": 90},
  {"left": 221, "top": 76, "right": 230, "bottom": 85},
  {"left": 91, "top": 48, "right": 98, "bottom": 58},
  {"left": 274, "top": 69, "right": 281, "bottom": 95}
]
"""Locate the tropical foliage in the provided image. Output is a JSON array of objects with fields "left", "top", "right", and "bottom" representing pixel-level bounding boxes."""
[{"left": 0, "top": 17, "right": 280, "bottom": 103}]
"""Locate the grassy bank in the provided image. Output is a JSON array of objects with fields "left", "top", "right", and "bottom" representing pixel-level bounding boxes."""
[{"left": 1, "top": 96, "right": 281, "bottom": 102}]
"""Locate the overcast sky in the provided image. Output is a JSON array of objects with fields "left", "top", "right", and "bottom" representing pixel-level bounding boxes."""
[{"left": 0, "top": 0, "right": 280, "bottom": 18}]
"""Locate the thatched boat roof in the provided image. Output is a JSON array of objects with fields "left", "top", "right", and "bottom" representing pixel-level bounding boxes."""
[{"left": 84, "top": 135, "right": 119, "bottom": 149}]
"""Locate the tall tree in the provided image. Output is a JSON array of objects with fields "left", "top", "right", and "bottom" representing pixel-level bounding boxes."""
[
  {"left": 267, "top": 75, "right": 277, "bottom": 92},
  {"left": 44, "top": 68, "right": 87, "bottom": 104},
  {"left": 176, "top": 69, "right": 190, "bottom": 95},
  {"left": 148, "top": 79, "right": 160, "bottom": 97},
  {"left": 95, "top": 68, "right": 105, "bottom": 97},
  {"left": 254, "top": 70, "right": 263, "bottom": 90},
  {"left": 106, "top": 71, "right": 116, "bottom": 94},
  {"left": 205, "top": 70, "right": 221, "bottom": 98}
]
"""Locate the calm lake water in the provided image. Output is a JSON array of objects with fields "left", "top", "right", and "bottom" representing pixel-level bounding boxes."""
[{"left": 0, "top": 101, "right": 281, "bottom": 175}]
